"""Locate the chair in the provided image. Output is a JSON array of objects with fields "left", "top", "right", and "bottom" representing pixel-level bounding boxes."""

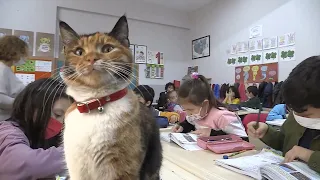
[{"left": 242, "top": 113, "right": 268, "bottom": 132}]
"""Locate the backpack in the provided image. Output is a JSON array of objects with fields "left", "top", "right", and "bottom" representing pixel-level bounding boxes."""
[
  {"left": 155, "top": 116, "right": 169, "bottom": 128},
  {"left": 262, "top": 82, "right": 274, "bottom": 108}
]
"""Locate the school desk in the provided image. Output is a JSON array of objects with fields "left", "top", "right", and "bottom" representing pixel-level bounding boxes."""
[
  {"left": 160, "top": 159, "right": 201, "bottom": 180},
  {"left": 236, "top": 110, "right": 269, "bottom": 116},
  {"left": 161, "top": 141, "right": 255, "bottom": 180}
]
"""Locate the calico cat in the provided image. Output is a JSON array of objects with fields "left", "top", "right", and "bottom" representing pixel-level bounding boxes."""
[{"left": 59, "top": 16, "right": 162, "bottom": 180}]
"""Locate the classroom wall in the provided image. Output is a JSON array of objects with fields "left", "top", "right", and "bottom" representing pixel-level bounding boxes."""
[
  {"left": 189, "top": 0, "right": 320, "bottom": 84},
  {"left": 0, "top": 0, "right": 191, "bottom": 96}
]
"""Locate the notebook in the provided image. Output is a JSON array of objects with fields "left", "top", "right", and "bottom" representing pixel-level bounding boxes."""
[
  {"left": 160, "top": 132, "right": 203, "bottom": 151},
  {"left": 215, "top": 149, "right": 320, "bottom": 180}
]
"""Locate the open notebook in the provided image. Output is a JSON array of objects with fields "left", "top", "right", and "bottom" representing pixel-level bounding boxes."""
[
  {"left": 160, "top": 132, "right": 203, "bottom": 151},
  {"left": 215, "top": 149, "right": 320, "bottom": 180}
]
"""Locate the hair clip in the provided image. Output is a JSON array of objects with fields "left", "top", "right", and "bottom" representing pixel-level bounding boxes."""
[{"left": 191, "top": 72, "right": 199, "bottom": 79}]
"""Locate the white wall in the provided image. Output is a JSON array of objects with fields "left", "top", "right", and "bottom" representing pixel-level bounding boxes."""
[
  {"left": 0, "top": 0, "right": 191, "bottom": 99},
  {"left": 189, "top": 0, "right": 320, "bottom": 84}
]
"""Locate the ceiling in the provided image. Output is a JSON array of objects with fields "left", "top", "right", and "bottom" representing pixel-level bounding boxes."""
[{"left": 141, "top": 0, "right": 215, "bottom": 12}]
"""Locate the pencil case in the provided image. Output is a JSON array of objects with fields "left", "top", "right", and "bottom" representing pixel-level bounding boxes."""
[{"left": 197, "top": 134, "right": 255, "bottom": 154}]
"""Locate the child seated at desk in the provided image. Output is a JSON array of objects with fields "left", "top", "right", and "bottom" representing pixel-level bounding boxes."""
[
  {"left": 167, "top": 90, "right": 186, "bottom": 122},
  {"left": 247, "top": 56, "right": 320, "bottom": 173},
  {"left": 134, "top": 85, "right": 180, "bottom": 124},
  {"left": 239, "top": 86, "right": 260, "bottom": 109},
  {"left": 222, "top": 86, "right": 241, "bottom": 105},
  {"left": 266, "top": 104, "right": 289, "bottom": 121},
  {"left": 172, "top": 73, "right": 247, "bottom": 139},
  {"left": 0, "top": 78, "right": 73, "bottom": 180}
]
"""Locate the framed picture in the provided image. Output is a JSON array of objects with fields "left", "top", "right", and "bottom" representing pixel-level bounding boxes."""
[{"left": 192, "top": 35, "right": 210, "bottom": 59}]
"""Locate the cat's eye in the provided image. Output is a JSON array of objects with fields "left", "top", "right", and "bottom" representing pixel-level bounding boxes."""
[
  {"left": 75, "top": 48, "right": 84, "bottom": 56},
  {"left": 101, "top": 44, "right": 114, "bottom": 53}
]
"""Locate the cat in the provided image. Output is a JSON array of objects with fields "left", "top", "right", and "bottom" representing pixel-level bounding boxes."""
[{"left": 59, "top": 16, "right": 162, "bottom": 180}]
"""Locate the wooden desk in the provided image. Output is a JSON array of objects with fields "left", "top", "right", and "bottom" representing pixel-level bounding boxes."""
[
  {"left": 161, "top": 141, "right": 254, "bottom": 180},
  {"left": 236, "top": 110, "right": 269, "bottom": 116},
  {"left": 161, "top": 159, "right": 201, "bottom": 180}
]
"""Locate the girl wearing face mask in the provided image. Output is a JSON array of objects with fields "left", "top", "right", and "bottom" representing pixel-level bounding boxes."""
[
  {"left": 172, "top": 73, "right": 247, "bottom": 139},
  {"left": 0, "top": 78, "right": 73, "bottom": 180},
  {"left": 247, "top": 56, "right": 320, "bottom": 173},
  {"left": 0, "top": 35, "right": 28, "bottom": 121}
]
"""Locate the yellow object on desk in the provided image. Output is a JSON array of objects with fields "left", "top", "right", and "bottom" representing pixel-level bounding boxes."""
[{"left": 161, "top": 141, "right": 256, "bottom": 180}]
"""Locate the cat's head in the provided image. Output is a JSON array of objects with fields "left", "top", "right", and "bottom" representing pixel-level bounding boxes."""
[{"left": 59, "top": 16, "right": 132, "bottom": 89}]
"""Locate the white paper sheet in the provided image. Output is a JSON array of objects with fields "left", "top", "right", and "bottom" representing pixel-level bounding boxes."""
[
  {"left": 15, "top": 73, "right": 35, "bottom": 85},
  {"left": 35, "top": 60, "right": 52, "bottom": 72}
]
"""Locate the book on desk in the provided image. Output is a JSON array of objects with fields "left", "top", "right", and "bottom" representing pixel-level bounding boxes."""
[{"left": 215, "top": 148, "right": 320, "bottom": 180}]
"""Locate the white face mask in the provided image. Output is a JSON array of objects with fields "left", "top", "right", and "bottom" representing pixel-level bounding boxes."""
[
  {"left": 14, "top": 58, "right": 26, "bottom": 66},
  {"left": 186, "top": 107, "right": 207, "bottom": 125},
  {"left": 293, "top": 112, "right": 320, "bottom": 130}
]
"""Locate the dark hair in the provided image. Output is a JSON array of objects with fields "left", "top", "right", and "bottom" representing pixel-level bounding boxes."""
[
  {"left": 229, "top": 86, "right": 240, "bottom": 99},
  {"left": 178, "top": 74, "right": 225, "bottom": 110},
  {"left": 0, "top": 35, "right": 28, "bottom": 61},
  {"left": 10, "top": 78, "right": 72, "bottom": 149},
  {"left": 133, "top": 85, "right": 155, "bottom": 107},
  {"left": 220, "top": 83, "right": 229, "bottom": 99},
  {"left": 282, "top": 56, "right": 320, "bottom": 113},
  {"left": 165, "top": 82, "right": 175, "bottom": 91},
  {"left": 247, "top": 86, "right": 258, "bottom": 96}
]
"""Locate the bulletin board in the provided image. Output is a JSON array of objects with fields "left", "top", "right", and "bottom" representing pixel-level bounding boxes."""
[
  {"left": 12, "top": 56, "right": 54, "bottom": 85},
  {"left": 235, "top": 63, "right": 278, "bottom": 83}
]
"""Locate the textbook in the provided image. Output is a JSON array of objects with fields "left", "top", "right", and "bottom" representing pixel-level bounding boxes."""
[
  {"left": 215, "top": 149, "right": 320, "bottom": 180},
  {"left": 160, "top": 132, "right": 203, "bottom": 151}
]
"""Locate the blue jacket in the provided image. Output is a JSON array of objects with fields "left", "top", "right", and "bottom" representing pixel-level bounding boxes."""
[{"left": 266, "top": 104, "right": 287, "bottom": 121}]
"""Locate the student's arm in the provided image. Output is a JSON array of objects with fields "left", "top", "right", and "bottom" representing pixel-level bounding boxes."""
[
  {"left": 308, "top": 151, "right": 320, "bottom": 173},
  {"left": 222, "top": 96, "right": 228, "bottom": 104},
  {"left": 260, "top": 124, "right": 285, "bottom": 151},
  {"left": 0, "top": 132, "right": 65, "bottom": 179},
  {"left": 179, "top": 120, "right": 195, "bottom": 133},
  {"left": 266, "top": 105, "right": 284, "bottom": 121}
]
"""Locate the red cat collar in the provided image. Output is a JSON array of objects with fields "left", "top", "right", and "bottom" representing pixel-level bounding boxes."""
[{"left": 76, "top": 88, "right": 128, "bottom": 113}]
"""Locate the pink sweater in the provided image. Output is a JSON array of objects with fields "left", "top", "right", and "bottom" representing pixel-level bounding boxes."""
[{"left": 190, "top": 108, "right": 247, "bottom": 137}]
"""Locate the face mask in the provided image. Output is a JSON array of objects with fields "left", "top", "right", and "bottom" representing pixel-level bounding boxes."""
[
  {"left": 293, "top": 112, "right": 320, "bottom": 130},
  {"left": 14, "top": 58, "right": 26, "bottom": 66},
  {"left": 186, "top": 107, "right": 207, "bottom": 125},
  {"left": 45, "top": 118, "right": 63, "bottom": 139}
]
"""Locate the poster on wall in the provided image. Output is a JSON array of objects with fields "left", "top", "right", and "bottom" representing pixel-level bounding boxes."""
[
  {"left": 263, "top": 49, "right": 279, "bottom": 64},
  {"left": 145, "top": 64, "right": 164, "bottom": 79},
  {"left": 249, "top": 25, "right": 262, "bottom": 39},
  {"left": 278, "top": 32, "right": 295, "bottom": 47},
  {"left": 237, "top": 41, "right": 249, "bottom": 53},
  {"left": 187, "top": 66, "right": 198, "bottom": 75},
  {"left": 134, "top": 45, "right": 147, "bottom": 64},
  {"left": 235, "top": 63, "right": 278, "bottom": 83},
  {"left": 129, "top": 44, "right": 135, "bottom": 59},
  {"left": 147, "top": 51, "right": 164, "bottom": 65},
  {"left": 227, "top": 56, "right": 237, "bottom": 66},
  {"left": 249, "top": 39, "right": 263, "bottom": 51},
  {"left": 16, "top": 60, "right": 35, "bottom": 72},
  {"left": 0, "top": 28, "right": 12, "bottom": 37},
  {"left": 230, "top": 44, "right": 237, "bottom": 55},
  {"left": 35, "top": 32, "right": 54, "bottom": 57},
  {"left": 263, "top": 36, "right": 278, "bottom": 49},
  {"left": 249, "top": 52, "right": 263, "bottom": 65},
  {"left": 14, "top": 30, "right": 34, "bottom": 56},
  {"left": 192, "top": 35, "right": 210, "bottom": 59},
  {"left": 236, "top": 55, "right": 249, "bottom": 66},
  {"left": 279, "top": 46, "right": 295, "bottom": 61}
]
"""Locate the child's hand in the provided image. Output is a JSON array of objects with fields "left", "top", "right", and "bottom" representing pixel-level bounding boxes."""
[
  {"left": 284, "top": 145, "right": 314, "bottom": 163},
  {"left": 247, "top": 121, "right": 269, "bottom": 138},
  {"left": 169, "top": 115, "right": 179, "bottom": 124},
  {"left": 191, "top": 128, "right": 211, "bottom": 137},
  {"left": 172, "top": 125, "right": 183, "bottom": 133}
]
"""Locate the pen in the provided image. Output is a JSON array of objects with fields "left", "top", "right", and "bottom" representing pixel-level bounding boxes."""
[
  {"left": 223, "top": 150, "right": 247, "bottom": 159},
  {"left": 253, "top": 103, "right": 262, "bottom": 130}
]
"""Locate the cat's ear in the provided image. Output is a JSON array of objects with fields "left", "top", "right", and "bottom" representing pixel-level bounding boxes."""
[
  {"left": 59, "top": 21, "right": 80, "bottom": 45},
  {"left": 109, "top": 15, "right": 130, "bottom": 47}
]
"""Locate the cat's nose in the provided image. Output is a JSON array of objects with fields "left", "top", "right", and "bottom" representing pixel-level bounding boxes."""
[{"left": 88, "top": 58, "right": 99, "bottom": 64}]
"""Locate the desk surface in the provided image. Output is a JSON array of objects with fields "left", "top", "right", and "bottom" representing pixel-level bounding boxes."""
[
  {"left": 237, "top": 110, "right": 269, "bottom": 116},
  {"left": 162, "top": 141, "right": 254, "bottom": 180}
]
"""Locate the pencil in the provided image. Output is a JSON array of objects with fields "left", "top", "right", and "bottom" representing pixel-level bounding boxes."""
[{"left": 253, "top": 103, "right": 262, "bottom": 130}]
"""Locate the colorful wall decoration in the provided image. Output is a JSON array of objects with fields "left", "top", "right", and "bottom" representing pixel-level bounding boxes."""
[{"left": 235, "top": 63, "right": 278, "bottom": 83}]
